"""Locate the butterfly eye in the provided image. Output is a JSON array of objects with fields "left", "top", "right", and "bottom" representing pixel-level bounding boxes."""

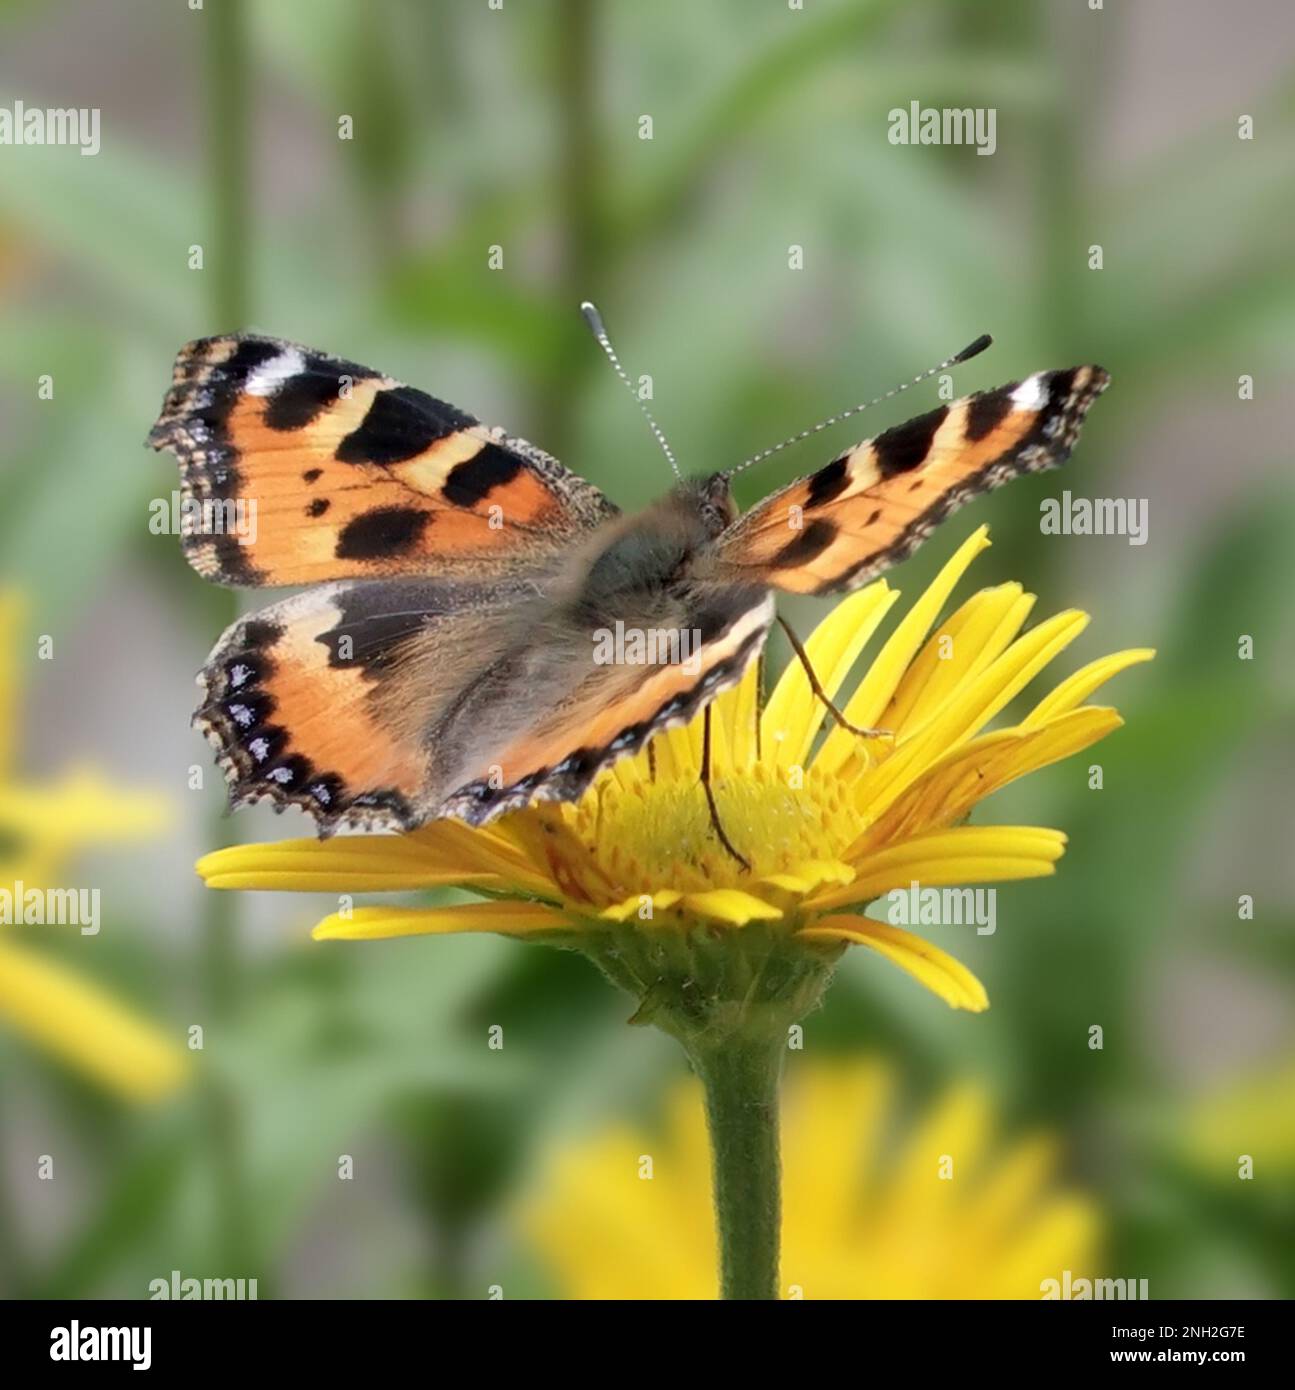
[
  {"left": 702, "top": 493, "right": 738, "bottom": 536},
  {"left": 698, "top": 477, "right": 737, "bottom": 535}
]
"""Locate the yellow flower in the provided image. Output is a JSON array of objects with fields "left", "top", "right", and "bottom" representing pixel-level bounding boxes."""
[
  {"left": 523, "top": 1057, "right": 1101, "bottom": 1299},
  {"left": 1180, "top": 1055, "right": 1295, "bottom": 1177},
  {"left": 199, "top": 526, "right": 1151, "bottom": 1013},
  {"left": 0, "top": 594, "right": 186, "bottom": 1103}
]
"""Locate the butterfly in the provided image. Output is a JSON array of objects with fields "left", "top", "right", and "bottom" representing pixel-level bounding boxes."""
[{"left": 148, "top": 316, "right": 1109, "bottom": 844}]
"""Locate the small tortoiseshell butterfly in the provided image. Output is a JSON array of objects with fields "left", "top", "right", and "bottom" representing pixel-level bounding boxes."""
[{"left": 149, "top": 313, "right": 1108, "bottom": 840}]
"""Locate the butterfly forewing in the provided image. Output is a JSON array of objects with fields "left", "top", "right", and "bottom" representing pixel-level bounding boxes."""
[
  {"left": 714, "top": 366, "right": 1109, "bottom": 594},
  {"left": 149, "top": 334, "right": 618, "bottom": 587}
]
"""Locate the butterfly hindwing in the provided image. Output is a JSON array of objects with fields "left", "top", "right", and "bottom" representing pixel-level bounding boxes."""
[
  {"left": 149, "top": 334, "right": 618, "bottom": 587},
  {"left": 196, "top": 577, "right": 542, "bottom": 833},
  {"left": 438, "top": 583, "right": 775, "bottom": 824},
  {"left": 714, "top": 366, "right": 1110, "bottom": 594},
  {"left": 198, "top": 570, "right": 774, "bottom": 833}
]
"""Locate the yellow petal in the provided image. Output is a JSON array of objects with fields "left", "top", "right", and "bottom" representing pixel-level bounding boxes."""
[
  {"left": 611, "top": 749, "right": 647, "bottom": 794},
  {"left": 312, "top": 899, "right": 572, "bottom": 941},
  {"left": 762, "top": 584, "right": 896, "bottom": 770},
  {"left": 501, "top": 810, "right": 621, "bottom": 905},
  {"left": 812, "top": 825, "right": 1067, "bottom": 909},
  {"left": 0, "top": 591, "right": 21, "bottom": 778},
  {"left": 782, "top": 1059, "right": 893, "bottom": 1254},
  {"left": 1022, "top": 648, "right": 1156, "bottom": 728},
  {"left": 957, "top": 1131, "right": 1061, "bottom": 1244},
  {"left": 856, "top": 708, "right": 1123, "bottom": 851},
  {"left": 1179, "top": 1056, "right": 1295, "bottom": 1173},
  {"left": 759, "top": 859, "right": 856, "bottom": 894},
  {"left": 889, "top": 1082, "right": 994, "bottom": 1210},
  {"left": 600, "top": 888, "right": 684, "bottom": 922},
  {"left": 651, "top": 724, "right": 702, "bottom": 782},
  {"left": 702, "top": 694, "right": 735, "bottom": 773},
  {"left": 198, "top": 820, "right": 549, "bottom": 897},
  {"left": 852, "top": 608, "right": 1090, "bottom": 819},
  {"left": 717, "top": 658, "right": 763, "bottom": 772},
  {"left": 993, "top": 1193, "right": 1102, "bottom": 1295},
  {"left": 1, "top": 851, "right": 64, "bottom": 895},
  {"left": 421, "top": 820, "right": 563, "bottom": 897},
  {"left": 679, "top": 889, "right": 782, "bottom": 925},
  {"left": 197, "top": 847, "right": 500, "bottom": 893},
  {"left": 0, "top": 772, "right": 169, "bottom": 843},
  {"left": 0, "top": 939, "right": 189, "bottom": 1102},
  {"left": 817, "top": 525, "right": 992, "bottom": 773},
  {"left": 801, "top": 916, "right": 988, "bottom": 1011},
  {"left": 881, "top": 583, "right": 1036, "bottom": 735}
]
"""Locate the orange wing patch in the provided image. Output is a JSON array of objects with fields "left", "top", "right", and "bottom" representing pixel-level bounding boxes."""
[
  {"left": 195, "top": 585, "right": 431, "bottom": 833},
  {"left": 717, "top": 366, "right": 1110, "bottom": 595},
  {"left": 149, "top": 334, "right": 618, "bottom": 587},
  {"left": 194, "top": 575, "right": 548, "bottom": 833}
]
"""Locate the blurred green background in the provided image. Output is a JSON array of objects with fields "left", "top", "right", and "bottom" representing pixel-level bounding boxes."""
[{"left": 1, "top": 0, "right": 1292, "bottom": 1299}]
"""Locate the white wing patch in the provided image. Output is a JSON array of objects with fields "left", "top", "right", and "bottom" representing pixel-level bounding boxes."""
[{"left": 244, "top": 347, "right": 307, "bottom": 398}]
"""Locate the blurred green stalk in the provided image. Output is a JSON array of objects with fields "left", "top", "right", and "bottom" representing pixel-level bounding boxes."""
[
  {"left": 203, "top": 0, "right": 258, "bottom": 1290},
  {"left": 534, "top": 0, "right": 604, "bottom": 456},
  {"left": 0, "top": 1092, "right": 32, "bottom": 1295}
]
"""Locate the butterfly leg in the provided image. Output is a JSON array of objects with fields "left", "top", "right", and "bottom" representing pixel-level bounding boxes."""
[
  {"left": 776, "top": 614, "right": 894, "bottom": 741},
  {"left": 701, "top": 704, "right": 751, "bottom": 872}
]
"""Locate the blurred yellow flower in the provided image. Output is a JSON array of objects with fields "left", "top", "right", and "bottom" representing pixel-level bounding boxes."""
[
  {"left": 200, "top": 526, "right": 1151, "bottom": 1013},
  {"left": 0, "top": 593, "right": 186, "bottom": 1103},
  {"left": 524, "top": 1057, "right": 1101, "bottom": 1299},
  {"left": 1180, "top": 1056, "right": 1295, "bottom": 1176}
]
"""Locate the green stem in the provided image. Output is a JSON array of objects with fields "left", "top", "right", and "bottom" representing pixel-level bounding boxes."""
[
  {"left": 690, "top": 1036, "right": 785, "bottom": 1301},
  {"left": 579, "top": 925, "right": 841, "bottom": 1302}
]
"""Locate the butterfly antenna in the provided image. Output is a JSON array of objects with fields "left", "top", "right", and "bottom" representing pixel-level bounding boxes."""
[
  {"left": 724, "top": 332, "right": 993, "bottom": 479},
  {"left": 580, "top": 301, "right": 681, "bottom": 480}
]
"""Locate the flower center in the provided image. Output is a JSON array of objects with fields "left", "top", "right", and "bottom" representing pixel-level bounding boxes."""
[{"left": 571, "top": 762, "right": 866, "bottom": 897}]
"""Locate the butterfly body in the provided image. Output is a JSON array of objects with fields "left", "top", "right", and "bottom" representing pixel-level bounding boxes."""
[{"left": 150, "top": 334, "right": 1108, "bottom": 835}]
